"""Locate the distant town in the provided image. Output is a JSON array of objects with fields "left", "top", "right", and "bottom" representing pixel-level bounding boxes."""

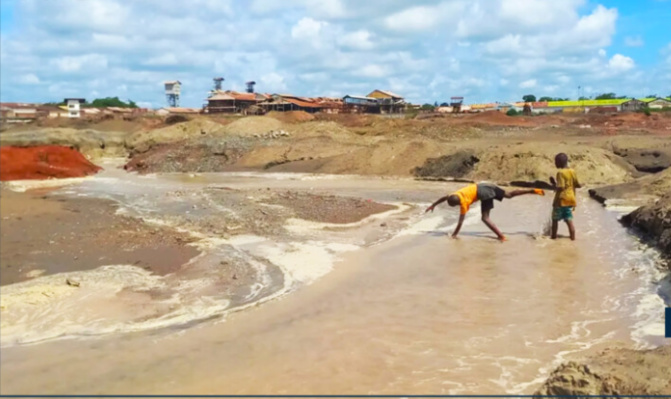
[{"left": 1, "top": 77, "right": 670, "bottom": 125}]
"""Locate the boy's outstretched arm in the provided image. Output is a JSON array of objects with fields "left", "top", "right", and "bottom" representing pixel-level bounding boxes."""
[
  {"left": 452, "top": 214, "right": 465, "bottom": 238},
  {"left": 425, "top": 196, "right": 449, "bottom": 213}
]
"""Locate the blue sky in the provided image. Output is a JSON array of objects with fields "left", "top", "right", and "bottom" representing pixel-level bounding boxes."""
[{"left": 1, "top": 0, "right": 669, "bottom": 108}]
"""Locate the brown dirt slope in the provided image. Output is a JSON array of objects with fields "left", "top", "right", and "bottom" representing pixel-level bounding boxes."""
[
  {"left": 0, "top": 146, "right": 102, "bottom": 181},
  {"left": 621, "top": 191, "right": 671, "bottom": 258},
  {"left": 0, "top": 128, "right": 129, "bottom": 159},
  {"left": 589, "top": 168, "right": 671, "bottom": 205},
  {"left": 534, "top": 346, "right": 671, "bottom": 396}
]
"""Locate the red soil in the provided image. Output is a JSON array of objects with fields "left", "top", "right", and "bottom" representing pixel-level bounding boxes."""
[{"left": 0, "top": 146, "right": 102, "bottom": 181}]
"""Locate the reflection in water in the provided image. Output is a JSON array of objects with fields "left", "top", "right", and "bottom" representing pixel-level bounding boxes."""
[{"left": 0, "top": 166, "right": 668, "bottom": 395}]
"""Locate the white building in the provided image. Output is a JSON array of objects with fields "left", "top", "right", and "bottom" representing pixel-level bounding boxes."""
[{"left": 64, "top": 98, "right": 85, "bottom": 118}]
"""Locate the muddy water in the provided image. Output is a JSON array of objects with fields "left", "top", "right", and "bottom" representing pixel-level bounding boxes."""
[{"left": 1, "top": 164, "right": 668, "bottom": 395}]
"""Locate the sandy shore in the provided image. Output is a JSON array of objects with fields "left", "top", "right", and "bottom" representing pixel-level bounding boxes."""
[{"left": 0, "top": 188, "right": 200, "bottom": 286}]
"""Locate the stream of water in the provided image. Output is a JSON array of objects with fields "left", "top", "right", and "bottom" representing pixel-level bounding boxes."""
[{"left": 1, "top": 161, "right": 668, "bottom": 394}]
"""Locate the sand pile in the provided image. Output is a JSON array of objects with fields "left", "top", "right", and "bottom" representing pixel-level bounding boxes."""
[
  {"left": 535, "top": 346, "right": 671, "bottom": 396},
  {"left": 471, "top": 145, "right": 636, "bottom": 185},
  {"left": 126, "top": 118, "right": 226, "bottom": 153},
  {"left": 0, "top": 146, "right": 102, "bottom": 181},
  {"left": 413, "top": 150, "right": 479, "bottom": 178},
  {"left": 264, "top": 139, "right": 446, "bottom": 176},
  {"left": 411, "top": 144, "right": 636, "bottom": 185},
  {"left": 622, "top": 190, "right": 671, "bottom": 257},
  {"left": 267, "top": 111, "right": 315, "bottom": 123},
  {"left": 0, "top": 128, "right": 129, "bottom": 159},
  {"left": 222, "top": 116, "right": 284, "bottom": 137},
  {"left": 465, "top": 111, "right": 532, "bottom": 127},
  {"left": 284, "top": 121, "right": 355, "bottom": 141},
  {"left": 589, "top": 167, "right": 671, "bottom": 205}
]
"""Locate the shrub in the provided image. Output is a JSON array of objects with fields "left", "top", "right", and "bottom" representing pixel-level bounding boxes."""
[{"left": 506, "top": 108, "right": 520, "bottom": 116}]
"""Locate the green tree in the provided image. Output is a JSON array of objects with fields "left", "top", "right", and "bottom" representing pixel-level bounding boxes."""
[
  {"left": 439, "top": 102, "right": 449, "bottom": 107},
  {"left": 538, "top": 96, "right": 552, "bottom": 102},
  {"left": 421, "top": 103, "right": 435, "bottom": 111},
  {"left": 522, "top": 94, "right": 536, "bottom": 102},
  {"left": 578, "top": 96, "right": 590, "bottom": 101},
  {"left": 88, "top": 96, "right": 138, "bottom": 108},
  {"left": 594, "top": 93, "right": 617, "bottom": 100}
]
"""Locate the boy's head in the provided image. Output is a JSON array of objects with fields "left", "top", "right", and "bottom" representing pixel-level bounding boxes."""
[
  {"left": 447, "top": 195, "right": 461, "bottom": 207},
  {"left": 555, "top": 153, "right": 568, "bottom": 168}
]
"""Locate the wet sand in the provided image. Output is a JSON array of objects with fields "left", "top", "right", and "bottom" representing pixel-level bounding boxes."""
[
  {"left": 0, "top": 189, "right": 199, "bottom": 286},
  {"left": 0, "top": 171, "right": 668, "bottom": 395}
]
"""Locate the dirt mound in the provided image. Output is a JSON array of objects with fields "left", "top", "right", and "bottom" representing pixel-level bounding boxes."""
[
  {"left": 126, "top": 118, "right": 226, "bottom": 153},
  {"left": 588, "top": 167, "right": 671, "bottom": 205},
  {"left": 573, "top": 112, "right": 671, "bottom": 133},
  {"left": 265, "top": 139, "right": 446, "bottom": 176},
  {"left": 124, "top": 137, "right": 252, "bottom": 174},
  {"left": 284, "top": 121, "right": 356, "bottom": 142},
  {"left": 472, "top": 145, "right": 636, "bottom": 185},
  {"left": 0, "top": 146, "right": 102, "bottom": 181},
  {"left": 412, "top": 150, "right": 480, "bottom": 178},
  {"left": 0, "top": 128, "right": 129, "bottom": 159},
  {"left": 534, "top": 346, "right": 671, "bottom": 396},
  {"left": 465, "top": 111, "right": 533, "bottom": 127},
  {"left": 621, "top": 190, "right": 671, "bottom": 257},
  {"left": 613, "top": 148, "right": 671, "bottom": 173},
  {"left": 222, "top": 116, "right": 284, "bottom": 137},
  {"left": 267, "top": 111, "right": 315, "bottom": 123}
]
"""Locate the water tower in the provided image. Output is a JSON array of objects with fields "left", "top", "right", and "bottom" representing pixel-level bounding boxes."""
[
  {"left": 213, "top": 77, "right": 224, "bottom": 91},
  {"left": 246, "top": 81, "right": 256, "bottom": 94},
  {"left": 164, "top": 80, "right": 181, "bottom": 107}
]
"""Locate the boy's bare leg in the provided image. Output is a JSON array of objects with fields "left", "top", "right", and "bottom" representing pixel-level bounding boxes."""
[
  {"left": 551, "top": 220, "right": 559, "bottom": 239},
  {"left": 481, "top": 209, "right": 505, "bottom": 240},
  {"left": 505, "top": 189, "right": 544, "bottom": 198},
  {"left": 566, "top": 220, "right": 576, "bottom": 241}
]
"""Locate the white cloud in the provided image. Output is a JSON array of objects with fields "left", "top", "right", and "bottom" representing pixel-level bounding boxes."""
[
  {"left": 624, "top": 36, "right": 644, "bottom": 47},
  {"left": 291, "top": 17, "right": 326, "bottom": 39},
  {"left": 17, "top": 74, "right": 40, "bottom": 84},
  {"left": 608, "top": 54, "right": 635, "bottom": 72},
  {"left": 337, "top": 30, "right": 374, "bottom": 50},
  {"left": 356, "top": 65, "right": 388, "bottom": 78},
  {"left": 143, "top": 53, "right": 180, "bottom": 66},
  {"left": 260, "top": 72, "right": 287, "bottom": 92},
  {"left": 51, "top": 54, "right": 108, "bottom": 72},
  {"left": 384, "top": 5, "right": 443, "bottom": 32},
  {"left": 0, "top": 1, "right": 664, "bottom": 106},
  {"left": 520, "top": 79, "right": 538, "bottom": 89}
]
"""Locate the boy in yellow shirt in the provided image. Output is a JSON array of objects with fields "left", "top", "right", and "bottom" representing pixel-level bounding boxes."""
[
  {"left": 425, "top": 183, "right": 544, "bottom": 241},
  {"left": 549, "top": 153, "right": 581, "bottom": 241}
]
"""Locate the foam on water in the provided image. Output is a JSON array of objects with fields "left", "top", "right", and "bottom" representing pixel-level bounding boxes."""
[
  {"left": 284, "top": 202, "right": 411, "bottom": 234},
  {"left": 252, "top": 241, "right": 360, "bottom": 286},
  {"left": 2, "top": 177, "right": 94, "bottom": 192}
]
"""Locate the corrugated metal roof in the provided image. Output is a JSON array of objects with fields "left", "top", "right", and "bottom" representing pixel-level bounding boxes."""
[
  {"left": 162, "top": 107, "right": 200, "bottom": 113},
  {"left": 284, "top": 97, "right": 323, "bottom": 108},
  {"left": 368, "top": 90, "right": 403, "bottom": 99},
  {"left": 229, "top": 92, "right": 257, "bottom": 101},
  {"left": 344, "top": 95, "right": 377, "bottom": 101},
  {"left": 547, "top": 99, "right": 628, "bottom": 107},
  {"left": 208, "top": 93, "right": 235, "bottom": 101}
]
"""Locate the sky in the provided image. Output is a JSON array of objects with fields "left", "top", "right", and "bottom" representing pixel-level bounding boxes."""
[{"left": 0, "top": 0, "right": 670, "bottom": 108}]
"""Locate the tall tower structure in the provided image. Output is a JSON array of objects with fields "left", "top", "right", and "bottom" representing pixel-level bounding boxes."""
[
  {"left": 213, "top": 77, "right": 224, "bottom": 91},
  {"left": 164, "top": 80, "right": 181, "bottom": 107},
  {"left": 246, "top": 81, "right": 256, "bottom": 94}
]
